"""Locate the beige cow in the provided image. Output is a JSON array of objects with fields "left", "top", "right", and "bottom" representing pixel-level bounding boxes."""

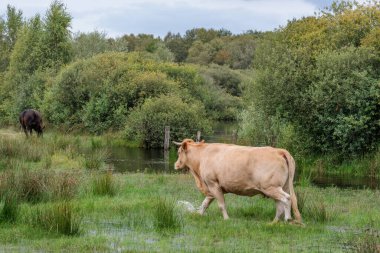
[{"left": 173, "top": 139, "right": 302, "bottom": 223}]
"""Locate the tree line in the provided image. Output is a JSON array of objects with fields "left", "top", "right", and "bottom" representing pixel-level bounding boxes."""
[{"left": 0, "top": 0, "right": 379, "bottom": 157}]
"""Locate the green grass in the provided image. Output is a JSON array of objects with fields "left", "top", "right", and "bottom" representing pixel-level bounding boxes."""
[
  {"left": 0, "top": 173, "right": 378, "bottom": 252},
  {"left": 0, "top": 129, "right": 379, "bottom": 252}
]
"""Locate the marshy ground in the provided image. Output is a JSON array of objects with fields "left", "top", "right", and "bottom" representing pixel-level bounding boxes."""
[{"left": 0, "top": 129, "right": 379, "bottom": 252}]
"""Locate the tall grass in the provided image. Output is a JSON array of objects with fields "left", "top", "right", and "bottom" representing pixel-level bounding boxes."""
[
  {"left": 153, "top": 198, "right": 182, "bottom": 233},
  {"left": 0, "top": 169, "right": 81, "bottom": 203},
  {"left": 299, "top": 189, "right": 336, "bottom": 223},
  {"left": 84, "top": 149, "right": 108, "bottom": 170},
  {"left": 29, "top": 201, "right": 81, "bottom": 236},
  {"left": 92, "top": 172, "right": 116, "bottom": 196},
  {"left": 0, "top": 192, "right": 19, "bottom": 223},
  {"left": 0, "top": 137, "right": 49, "bottom": 162}
]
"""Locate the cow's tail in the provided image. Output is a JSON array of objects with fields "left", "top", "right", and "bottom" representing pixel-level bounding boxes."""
[{"left": 284, "top": 151, "right": 302, "bottom": 223}]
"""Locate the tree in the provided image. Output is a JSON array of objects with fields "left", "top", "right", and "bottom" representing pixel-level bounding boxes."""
[
  {"left": 304, "top": 47, "right": 380, "bottom": 155},
  {"left": 1, "top": 1, "right": 73, "bottom": 124},
  {"left": 164, "top": 32, "right": 188, "bottom": 62},
  {"left": 0, "top": 5, "right": 23, "bottom": 72},
  {"left": 72, "top": 31, "right": 109, "bottom": 60},
  {"left": 247, "top": 1, "right": 380, "bottom": 156},
  {"left": 0, "top": 15, "right": 44, "bottom": 123},
  {"left": 40, "top": 0, "right": 72, "bottom": 70}
]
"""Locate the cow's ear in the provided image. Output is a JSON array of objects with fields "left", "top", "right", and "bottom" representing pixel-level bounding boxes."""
[{"left": 182, "top": 141, "right": 188, "bottom": 152}]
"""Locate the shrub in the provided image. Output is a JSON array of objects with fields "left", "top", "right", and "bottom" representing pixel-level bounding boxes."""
[
  {"left": 238, "top": 104, "right": 307, "bottom": 154},
  {"left": 253, "top": 32, "right": 380, "bottom": 157},
  {"left": 44, "top": 52, "right": 198, "bottom": 134},
  {"left": 304, "top": 47, "right": 380, "bottom": 156},
  {"left": 125, "top": 95, "right": 211, "bottom": 148},
  {"left": 199, "top": 64, "right": 243, "bottom": 96}
]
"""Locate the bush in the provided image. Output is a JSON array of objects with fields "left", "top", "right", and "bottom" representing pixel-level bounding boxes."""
[
  {"left": 125, "top": 95, "right": 211, "bottom": 148},
  {"left": 253, "top": 34, "right": 380, "bottom": 157},
  {"left": 303, "top": 47, "right": 380, "bottom": 156},
  {"left": 199, "top": 64, "right": 243, "bottom": 96},
  {"left": 44, "top": 52, "right": 206, "bottom": 134}
]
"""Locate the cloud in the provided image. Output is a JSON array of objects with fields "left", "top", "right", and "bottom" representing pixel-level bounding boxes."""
[{"left": 1, "top": 0, "right": 323, "bottom": 37}]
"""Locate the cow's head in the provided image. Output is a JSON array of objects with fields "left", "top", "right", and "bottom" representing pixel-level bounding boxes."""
[{"left": 173, "top": 139, "right": 194, "bottom": 170}]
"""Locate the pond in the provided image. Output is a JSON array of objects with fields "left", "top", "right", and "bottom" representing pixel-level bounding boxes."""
[
  {"left": 106, "top": 122, "right": 379, "bottom": 189},
  {"left": 107, "top": 121, "right": 239, "bottom": 174}
]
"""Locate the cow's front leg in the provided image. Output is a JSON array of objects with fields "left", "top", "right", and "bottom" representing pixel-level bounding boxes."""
[
  {"left": 198, "top": 196, "right": 214, "bottom": 215},
  {"left": 208, "top": 186, "right": 229, "bottom": 220}
]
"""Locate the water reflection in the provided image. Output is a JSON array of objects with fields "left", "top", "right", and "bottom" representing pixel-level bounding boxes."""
[
  {"left": 313, "top": 174, "right": 379, "bottom": 189},
  {"left": 107, "top": 146, "right": 178, "bottom": 173}
]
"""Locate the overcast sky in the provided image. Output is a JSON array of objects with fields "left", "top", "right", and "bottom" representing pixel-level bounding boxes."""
[{"left": 1, "top": 0, "right": 341, "bottom": 38}]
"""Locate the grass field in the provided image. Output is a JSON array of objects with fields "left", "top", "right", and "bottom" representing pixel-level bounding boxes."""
[{"left": 0, "top": 129, "right": 379, "bottom": 252}]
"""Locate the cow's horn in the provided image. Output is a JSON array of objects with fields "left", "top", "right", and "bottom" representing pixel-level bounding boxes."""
[{"left": 172, "top": 141, "right": 182, "bottom": 146}]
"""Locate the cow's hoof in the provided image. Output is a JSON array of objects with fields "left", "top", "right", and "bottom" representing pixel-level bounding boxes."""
[
  {"left": 289, "top": 220, "right": 305, "bottom": 226},
  {"left": 268, "top": 220, "right": 279, "bottom": 226}
]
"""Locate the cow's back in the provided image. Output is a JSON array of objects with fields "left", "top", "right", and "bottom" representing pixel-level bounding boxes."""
[{"left": 198, "top": 144, "right": 289, "bottom": 196}]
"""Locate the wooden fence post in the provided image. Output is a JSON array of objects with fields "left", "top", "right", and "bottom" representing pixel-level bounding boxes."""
[
  {"left": 164, "top": 126, "right": 170, "bottom": 170},
  {"left": 232, "top": 130, "right": 237, "bottom": 144},
  {"left": 164, "top": 126, "right": 170, "bottom": 150},
  {"left": 196, "top": 131, "right": 201, "bottom": 143}
]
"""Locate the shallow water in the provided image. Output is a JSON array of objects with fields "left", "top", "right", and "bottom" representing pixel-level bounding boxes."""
[{"left": 107, "top": 146, "right": 177, "bottom": 173}]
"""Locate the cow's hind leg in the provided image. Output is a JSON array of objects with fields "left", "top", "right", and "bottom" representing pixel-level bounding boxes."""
[
  {"left": 198, "top": 196, "right": 214, "bottom": 215},
  {"left": 208, "top": 185, "right": 229, "bottom": 220},
  {"left": 22, "top": 126, "right": 28, "bottom": 137},
  {"left": 262, "top": 187, "right": 291, "bottom": 223},
  {"left": 271, "top": 201, "right": 285, "bottom": 224}
]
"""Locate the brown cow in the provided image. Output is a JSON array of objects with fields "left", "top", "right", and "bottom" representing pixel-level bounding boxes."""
[
  {"left": 19, "top": 109, "right": 44, "bottom": 137},
  {"left": 173, "top": 139, "right": 302, "bottom": 223}
]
